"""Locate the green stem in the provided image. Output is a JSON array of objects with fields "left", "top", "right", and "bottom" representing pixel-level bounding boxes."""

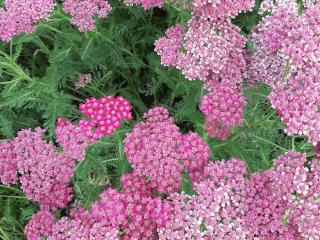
[{"left": 251, "top": 134, "right": 289, "bottom": 152}]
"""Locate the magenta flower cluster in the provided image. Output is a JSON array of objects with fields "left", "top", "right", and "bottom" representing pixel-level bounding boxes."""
[
  {"left": 0, "top": 95, "right": 132, "bottom": 211},
  {"left": 0, "top": 0, "right": 55, "bottom": 41},
  {"left": 24, "top": 172, "right": 172, "bottom": 240},
  {"left": 247, "top": 5, "right": 320, "bottom": 145},
  {"left": 79, "top": 96, "right": 133, "bottom": 139},
  {"left": 62, "top": 0, "right": 112, "bottom": 32},
  {"left": 200, "top": 84, "right": 246, "bottom": 140},
  {"left": 124, "top": 107, "right": 211, "bottom": 194}
]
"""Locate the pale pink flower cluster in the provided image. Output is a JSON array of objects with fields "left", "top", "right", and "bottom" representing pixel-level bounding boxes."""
[
  {"left": 0, "top": 141, "right": 18, "bottom": 185},
  {"left": 0, "top": 0, "right": 55, "bottom": 41},
  {"left": 248, "top": 6, "right": 320, "bottom": 145},
  {"left": 158, "top": 159, "right": 252, "bottom": 239},
  {"left": 124, "top": 0, "right": 163, "bottom": 10},
  {"left": 55, "top": 118, "right": 94, "bottom": 161},
  {"left": 74, "top": 73, "right": 92, "bottom": 89},
  {"left": 245, "top": 151, "right": 320, "bottom": 239},
  {"left": 79, "top": 96, "right": 132, "bottom": 139},
  {"left": 124, "top": 107, "right": 211, "bottom": 194},
  {"left": 190, "top": 0, "right": 254, "bottom": 20},
  {"left": 259, "top": 0, "right": 298, "bottom": 14},
  {"left": 200, "top": 84, "right": 246, "bottom": 140},
  {"left": 155, "top": 17, "right": 247, "bottom": 90},
  {"left": 62, "top": 0, "right": 112, "bottom": 32}
]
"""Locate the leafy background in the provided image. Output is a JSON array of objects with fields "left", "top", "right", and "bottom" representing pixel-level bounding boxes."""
[{"left": 0, "top": 0, "right": 313, "bottom": 239}]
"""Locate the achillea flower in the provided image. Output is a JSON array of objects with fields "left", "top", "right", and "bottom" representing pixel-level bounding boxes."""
[
  {"left": 24, "top": 210, "right": 55, "bottom": 240},
  {"left": 74, "top": 73, "right": 92, "bottom": 89},
  {"left": 79, "top": 96, "right": 132, "bottom": 139},
  {"left": 0, "top": 0, "right": 55, "bottom": 41},
  {"left": 0, "top": 141, "right": 18, "bottom": 185},
  {"left": 124, "top": 107, "right": 211, "bottom": 194},
  {"left": 200, "top": 84, "right": 246, "bottom": 140},
  {"left": 269, "top": 76, "right": 320, "bottom": 145},
  {"left": 190, "top": 0, "right": 254, "bottom": 20},
  {"left": 46, "top": 172, "right": 170, "bottom": 240},
  {"left": 62, "top": 0, "right": 112, "bottom": 32},
  {"left": 155, "top": 17, "right": 247, "bottom": 90},
  {"left": 158, "top": 159, "right": 251, "bottom": 239},
  {"left": 124, "top": 0, "right": 163, "bottom": 10},
  {"left": 13, "top": 128, "right": 74, "bottom": 210},
  {"left": 55, "top": 118, "right": 93, "bottom": 161}
]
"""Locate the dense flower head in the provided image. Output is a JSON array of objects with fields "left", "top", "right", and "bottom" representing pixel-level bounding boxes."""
[
  {"left": 200, "top": 84, "right": 246, "bottom": 140},
  {"left": 259, "top": 0, "right": 298, "bottom": 14},
  {"left": 177, "top": 132, "right": 211, "bottom": 182},
  {"left": 189, "top": 0, "right": 254, "bottom": 20},
  {"left": 0, "top": 140, "right": 18, "bottom": 185},
  {"left": 13, "top": 128, "right": 75, "bottom": 210},
  {"left": 0, "top": 0, "right": 55, "bottom": 41},
  {"left": 24, "top": 210, "right": 55, "bottom": 240},
  {"left": 245, "top": 151, "right": 320, "bottom": 239},
  {"left": 155, "top": 17, "right": 247, "bottom": 90},
  {"left": 62, "top": 0, "right": 112, "bottom": 32},
  {"left": 79, "top": 96, "right": 132, "bottom": 139},
  {"left": 269, "top": 76, "right": 320, "bottom": 145},
  {"left": 50, "top": 172, "right": 171, "bottom": 240},
  {"left": 56, "top": 118, "right": 93, "bottom": 161},
  {"left": 158, "top": 158, "right": 251, "bottom": 239},
  {"left": 124, "top": 106, "right": 211, "bottom": 193},
  {"left": 124, "top": 0, "right": 163, "bottom": 10},
  {"left": 74, "top": 73, "right": 92, "bottom": 89}
]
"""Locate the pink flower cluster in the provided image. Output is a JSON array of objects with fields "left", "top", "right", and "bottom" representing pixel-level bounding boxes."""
[
  {"left": 158, "top": 159, "right": 251, "bottom": 239},
  {"left": 74, "top": 73, "right": 92, "bottom": 89},
  {"left": 159, "top": 151, "right": 320, "bottom": 239},
  {"left": 200, "top": 84, "right": 246, "bottom": 140},
  {"left": 56, "top": 118, "right": 94, "bottom": 161},
  {"left": 25, "top": 172, "right": 171, "bottom": 240},
  {"left": 62, "top": 0, "right": 112, "bottom": 32},
  {"left": 124, "top": 107, "right": 211, "bottom": 194},
  {"left": 248, "top": 6, "right": 320, "bottom": 145},
  {"left": 0, "top": 141, "right": 18, "bottom": 185},
  {"left": 0, "top": 0, "right": 55, "bottom": 41},
  {"left": 190, "top": 0, "right": 254, "bottom": 20},
  {"left": 245, "top": 151, "right": 320, "bottom": 239},
  {"left": 79, "top": 96, "right": 132, "bottom": 139},
  {"left": 124, "top": 0, "right": 163, "bottom": 10},
  {"left": 0, "top": 128, "right": 74, "bottom": 210},
  {"left": 155, "top": 17, "right": 247, "bottom": 90}
]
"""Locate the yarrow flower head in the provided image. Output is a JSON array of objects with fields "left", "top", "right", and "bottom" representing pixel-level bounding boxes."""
[
  {"left": 0, "top": 141, "right": 18, "bottom": 185},
  {"left": 41, "top": 171, "right": 171, "bottom": 240},
  {"left": 56, "top": 118, "right": 94, "bottom": 161},
  {"left": 0, "top": 0, "right": 55, "bottom": 41},
  {"left": 200, "top": 84, "right": 246, "bottom": 140},
  {"left": 62, "top": 0, "right": 112, "bottom": 32},
  {"left": 155, "top": 17, "right": 247, "bottom": 90},
  {"left": 79, "top": 96, "right": 132, "bottom": 139},
  {"left": 74, "top": 73, "right": 92, "bottom": 89},
  {"left": 24, "top": 210, "right": 55, "bottom": 240},
  {"left": 158, "top": 158, "right": 251, "bottom": 239},
  {"left": 124, "top": 107, "right": 211, "bottom": 194},
  {"left": 189, "top": 0, "right": 254, "bottom": 20},
  {"left": 13, "top": 128, "right": 75, "bottom": 210}
]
